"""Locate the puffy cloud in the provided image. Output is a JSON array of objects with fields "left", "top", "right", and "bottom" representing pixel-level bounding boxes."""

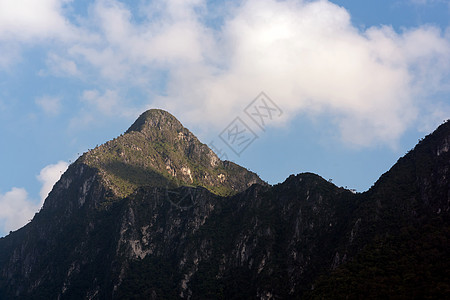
[
  {"left": 0, "top": 188, "right": 38, "bottom": 234},
  {"left": 0, "top": 0, "right": 86, "bottom": 70},
  {"left": 37, "top": 161, "right": 69, "bottom": 203},
  {"left": 152, "top": 0, "right": 450, "bottom": 146},
  {"left": 55, "top": 0, "right": 450, "bottom": 147},
  {"left": 3, "top": 0, "right": 449, "bottom": 147},
  {"left": 0, "top": 0, "right": 73, "bottom": 41},
  {"left": 36, "top": 95, "right": 62, "bottom": 115},
  {"left": 68, "top": 0, "right": 213, "bottom": 83},
  {"left": 0, "top": 161, "right": 68, "bottom": 235}
]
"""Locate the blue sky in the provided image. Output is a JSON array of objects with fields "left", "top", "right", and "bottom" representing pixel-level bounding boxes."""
[{"left": 0, "top": 0, "right": 449, "bottom": 236}]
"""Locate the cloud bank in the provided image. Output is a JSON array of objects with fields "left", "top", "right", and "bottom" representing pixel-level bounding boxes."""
[{"left": 1, "top": 0, "right": 449, "bottom": 148}]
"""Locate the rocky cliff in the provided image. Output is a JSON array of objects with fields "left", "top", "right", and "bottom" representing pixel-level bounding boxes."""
[{"left": 0, "top": 111, "right": 449, "bottom": 299}]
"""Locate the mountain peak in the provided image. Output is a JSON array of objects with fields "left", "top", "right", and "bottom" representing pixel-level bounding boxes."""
[
  {"left": 75, "top": 109, "right": 264, "bottom": 199},
  {"left": 126, "top": 109, "right": 183, "bottom": 135}
]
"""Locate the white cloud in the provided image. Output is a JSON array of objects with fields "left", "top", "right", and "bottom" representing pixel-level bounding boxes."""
[
  {"left": 67, "top": 0, "right": 214, "bottom": 83},
  {"left": 37, "top": 161, "right": 69, "bottom": 203},
  {"left": 0, "top": 0, "right": 73, "bottom": 41},
  {"left": 50, "top": 0, "right": 450, "bottom": 147},
  {"left": 3, "top": 0, "right": 449, "bottom": 147},
  {"left": 36, "top": 95, "right": 62, "bottom": 115},
  {"left": 144, "top": 0, "right": 448, "bottom": 147},
  {"left": 0, "top": 0, "right": 86, "bottom": 70},
  {"left": 0, "top": 161, "right": 68, "bottom": 235},
  {"left": 0, "top": 188, "right": 38, "bottom": 234}
]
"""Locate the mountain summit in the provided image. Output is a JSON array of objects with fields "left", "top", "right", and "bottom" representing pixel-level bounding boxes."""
[
  {"left": 0, "top": 112, "right": 449, "bottom": 299},
  {"left": 77, "top": 109, "right": 264, "bottom": 198},
  {"left": 125, "top": 109, "right": 183, "bottom": 134}
]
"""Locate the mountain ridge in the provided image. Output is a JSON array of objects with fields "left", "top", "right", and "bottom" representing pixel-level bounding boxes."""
[{"left": 0, "top": 111, "right": 449, "bottom": 299}]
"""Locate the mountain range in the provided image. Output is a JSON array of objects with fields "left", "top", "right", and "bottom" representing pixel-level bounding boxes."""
[{"left": 0, "top": 109, "right": 449, "bottom": 299}]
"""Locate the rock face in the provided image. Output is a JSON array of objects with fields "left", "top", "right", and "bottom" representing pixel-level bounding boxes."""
[{"left": 0, "top": 111, "right": 449, "bottom": 299}]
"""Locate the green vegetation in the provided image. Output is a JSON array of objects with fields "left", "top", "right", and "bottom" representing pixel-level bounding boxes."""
[{"left": 79, "top": 109, "right": 263, "bottom": 200}]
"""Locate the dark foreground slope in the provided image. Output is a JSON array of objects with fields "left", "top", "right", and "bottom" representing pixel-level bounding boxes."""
[
  {"left": 307, "top": 121, "right": 450, "bottom": 299},
  {"left": 0, "top": 111, "right": 449, "bottom": 299}
]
